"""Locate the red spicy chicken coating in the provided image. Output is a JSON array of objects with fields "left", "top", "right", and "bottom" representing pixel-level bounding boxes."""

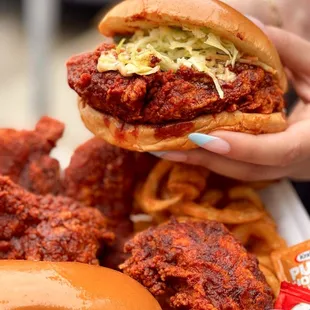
[
  {"left": 63, "top": 137, "right": 158, "bottom": 218},
  {"left": 63, "top": 138, "right": 158, "bottom": 269},
  {"left": 63, "top": 137, "right": 136, "bottom": 218},
  {"left": 0, "top": 117, "right": 64, "bottom": 195},
  {"left": 0, "top": 176, "right": 114, "bottom": 264},
  {"left": 120, "top": 219, "right": 273, "bottom": 310},
  {"left": 67, "top": 43, "right": 284, "bottom": 125}
]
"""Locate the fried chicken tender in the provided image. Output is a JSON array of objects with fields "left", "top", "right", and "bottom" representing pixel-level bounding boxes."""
[
  {"left": 63, "top": 137, "right": 136, "bottom": 218},
  {"left": 0, "top": 117, "right": 64, "bottom": 195},
  {"left": 120, "top": 219, "right": 273, "bottom": 310},
  {"left": 0, "top": 176, "right": 114, "bottom": 264}
]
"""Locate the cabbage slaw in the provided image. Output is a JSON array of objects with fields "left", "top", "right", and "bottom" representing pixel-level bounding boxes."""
[{"left": 97, "top": 26, "right": 275, "bottom": 99}]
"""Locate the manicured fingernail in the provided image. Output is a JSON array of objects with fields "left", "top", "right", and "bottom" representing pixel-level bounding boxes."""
[
  {"left": 150, "top": 151, "right": 187, "bottom": 162},
  {"left": 189, "top": 133, "right": 231, "bottom": 154},
  {"left": 245, "top": 15, "right": 267, "bottom": 33}
]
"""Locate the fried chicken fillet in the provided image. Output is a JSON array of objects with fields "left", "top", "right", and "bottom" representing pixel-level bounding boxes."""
[
  {"left": 120, "top": 219, "right": 273, "bottom": 310},
  {"left": 0, "top": 117, "right": 64, "bottom": 195},
  {"left": 0, "top": 176, "right": 114, "bottom": 264},
  {"left": 68, "top": 44, "right": 284, "bottom": 125}
]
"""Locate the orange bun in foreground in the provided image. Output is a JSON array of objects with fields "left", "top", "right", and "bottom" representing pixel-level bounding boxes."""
[{"left": 0, "top": 260, "right": 162, "bottom": 310}]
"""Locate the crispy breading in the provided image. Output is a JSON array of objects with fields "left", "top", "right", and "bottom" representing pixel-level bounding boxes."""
[
  {"left": 0, "top": 176, "right": 114, "bottom": 264},
  {"left": 67, "top": 44, "right": 284, "bottom": 124},
  {"left": 63, "top": 137, "right": 136, "bottom": 218},
  {"left": 120, "top": 219, "right": 273, "bottom": 310},
  {"left": 0, "top": 117, "right": 64, "bottom": 195}
]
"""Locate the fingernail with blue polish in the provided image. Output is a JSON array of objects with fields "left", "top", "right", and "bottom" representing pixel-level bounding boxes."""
[{"left": 189, "top": 133, "right": 231, "bottom": 154}]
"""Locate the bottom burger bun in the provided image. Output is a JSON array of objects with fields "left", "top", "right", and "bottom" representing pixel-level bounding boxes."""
[
  {"left": 0, "top": 260, "right": 162, "bottom": 310},
  {"left": 78, "top": 97, "right": 287, "bottom": 152}
]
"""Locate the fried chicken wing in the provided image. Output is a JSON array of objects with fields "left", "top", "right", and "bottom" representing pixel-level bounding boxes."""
[
  {"left": 0, "top": 118, "right": 158, "bottom": 269},
  {"left": 120, "top": 219, "right": 273, "bottom": 310},
  {"left": 0, "top": 176, "right": 114, "bottom": 264},
  {"left": 0, "top": 117, "right": 64, "bottom": 195},
  {"left": 63, "top": 137, "right": 136, "bottom": 218}
]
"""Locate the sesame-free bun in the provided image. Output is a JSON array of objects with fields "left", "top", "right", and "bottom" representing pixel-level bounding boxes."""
[
  {"left": 78, "top": 97, "right": 287, "bottom": 152},
  {"left": 99, "top": 0, "right": 287, "bottom": 91},
  {"left": 0, "top": 260, "right": 162, "bottom": 310}
]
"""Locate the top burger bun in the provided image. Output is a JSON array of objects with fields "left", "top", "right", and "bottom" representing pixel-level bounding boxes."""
[
  {"left": 99, "top": 0, "right": 287, "bottom": 91},
  {"left": 0, "top": 260, "right": 162, "bottom": 310}
]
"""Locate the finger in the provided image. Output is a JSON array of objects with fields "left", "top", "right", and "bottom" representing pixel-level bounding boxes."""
[
  {"left": 188, "top": 120, "right": 310, "bottom": 167},
  {"left": 284, "top": 68, "right": 294, "bottom": 81},
  {"left": 288, "top": 101, "right": 310, "bottom": 124},
  {"left": 289, "top": 159, "right": 310, "bottom": 181},
  {"left": 283, "top": 67, "right": 310, "bottom": 107},
  {"left": 265, "top": 27, "right": 310, "bottom": 75},
  {"left": 161, "top": 149, "right": 287, "bottom": 182},
  {"left": 290, "top": 73, "right": 310, "bottom": 103}
]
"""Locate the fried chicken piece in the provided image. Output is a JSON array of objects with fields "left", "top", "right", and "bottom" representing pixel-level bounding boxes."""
[
  {"left": 0, "top": 176, "right": 114, "bottom": 264},
  {"left": 67, "top": 44, "right": 284, "bottom": 124},
  {"left": 0, "top": 117, "right": 64, "bottom": 195},
  {"left": 120, "top": 219, "right": 273, "bottom": 310},
  {"left": 63, "top": 137, "right": 136, "bottom": 218},
  {"left": 63, "top": 138, "right": 158, "bottom": 269},
  {"left": 64, "top": 137, "right": 157, "bottom": 219}
]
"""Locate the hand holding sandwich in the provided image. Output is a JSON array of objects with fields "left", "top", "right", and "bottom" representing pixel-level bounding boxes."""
[
  {"left": 157, "top": 26, "right": 310, "bottom": 181},
  {"left": 66, "top": 0, "right": 302, "bottom": 182},
  {"left": 221, "top": 0, "right": 310, "bottom": 40},
  {"left": 67, "top": 0, "right": 287, "bottom": 153}
]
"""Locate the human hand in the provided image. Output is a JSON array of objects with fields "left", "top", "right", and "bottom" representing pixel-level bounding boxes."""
[
  {"left": 221, "top": 0, "right": 310, "bottom": 40},
  {"left": 152, "top": 26, "right": 310, "bottom": 182}
]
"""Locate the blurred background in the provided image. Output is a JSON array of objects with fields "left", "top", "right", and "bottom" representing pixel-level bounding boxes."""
[{"left": 0, "top": 0, "right": 118, "bottom": 166}]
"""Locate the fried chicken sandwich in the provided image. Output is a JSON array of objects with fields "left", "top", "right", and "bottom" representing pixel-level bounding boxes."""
[{"left": 67, "top": 0, "right": 287, "bottom": 151}]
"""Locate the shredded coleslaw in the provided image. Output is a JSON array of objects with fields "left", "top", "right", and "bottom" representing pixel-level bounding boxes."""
[{"left": 97, "top": 26, "right": 276, "bottom": 99}]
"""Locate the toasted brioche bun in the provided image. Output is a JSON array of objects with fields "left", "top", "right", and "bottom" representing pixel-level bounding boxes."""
[
  {"left": 99, "top": 0, "right": 287, "bottom": 91},
  {"left": 0, "top": 260, "right": 162, "bottom": 310},
  {"left": 78, "top": 97, "right": 287, "bottom": 152}
]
